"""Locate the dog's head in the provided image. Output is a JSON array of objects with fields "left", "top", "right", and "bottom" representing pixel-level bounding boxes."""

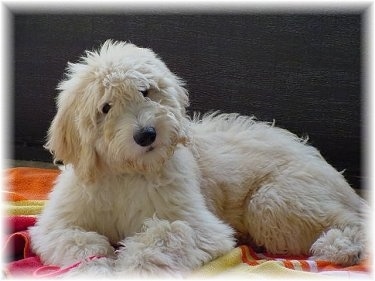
[{"left": 46, "top": 40, "right": 190, "bottom": 182}]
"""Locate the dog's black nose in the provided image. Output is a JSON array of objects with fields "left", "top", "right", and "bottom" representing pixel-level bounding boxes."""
[{"left": 134, "top": 127, "right": 157, "bottom": 147}]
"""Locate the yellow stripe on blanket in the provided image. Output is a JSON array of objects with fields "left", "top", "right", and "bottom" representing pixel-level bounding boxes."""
[
  {"left": 5, "top": 200, "right": 46, "bottom": 216},
  {"left": 192, "top": 247, "right": 243, "bottom": 277}
]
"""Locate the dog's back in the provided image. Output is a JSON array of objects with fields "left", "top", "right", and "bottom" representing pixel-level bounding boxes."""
[{"left": 189, "top": 111, "right": 368, "bottom": 265}]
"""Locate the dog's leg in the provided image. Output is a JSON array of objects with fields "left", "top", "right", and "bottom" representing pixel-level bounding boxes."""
[
  {"left": 310, "top": 198, "right": 369, "bottom": 266},
  {"left": 158, "top": 148, "right": 237, "bottom": 261},
  {"left": 183, "top": 211, "right": 236, "bottom": 261},
  {"left": 115, "top": 217, "right": 209, "bottom": 277},
  {"left": 115, "top": 216, "right": 234, "bottom": 277},
  {"left": 310, "top": 223, "right": 368, "bottom": 266},
  {"left": 29, "top": 226, "right": 116, "bottom": 267},
  {"left": 244, "top": 181, "right": 368, "bottom": 265}
]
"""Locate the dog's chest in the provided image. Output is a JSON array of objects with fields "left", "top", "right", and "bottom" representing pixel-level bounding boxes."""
[{"left": 88, "top": 176, "right": 156, "bottom": 243}]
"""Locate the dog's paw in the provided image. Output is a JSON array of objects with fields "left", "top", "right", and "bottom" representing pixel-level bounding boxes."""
[
  {"left": 115, "top": 217, "right": 211, "bottom": 277},
  {"left": 310, "top": 227, "right": 365, "bottom": 266},
  {"left": 35, "top": 229, "right": 116, "bottom": 266}
]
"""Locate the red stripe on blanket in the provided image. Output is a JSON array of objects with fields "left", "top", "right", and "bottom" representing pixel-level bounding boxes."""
[
  {"left": 4, "top": 256, "right": 44, "bottom": 278},
  {"left": 3, "top": 216, "right": 37, "bottom": 261},
  {"left": 4, "top": 216, "right": 37, "bottom": 234}
]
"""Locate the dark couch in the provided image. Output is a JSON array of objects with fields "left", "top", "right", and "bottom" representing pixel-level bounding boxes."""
[{"left": 13, "top": 13, "right": 363, "bottom": 189}]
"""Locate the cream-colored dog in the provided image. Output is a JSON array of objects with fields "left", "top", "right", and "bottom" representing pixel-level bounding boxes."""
[{"left": 29, "top": 40, "right": 369, "bottom": 277}]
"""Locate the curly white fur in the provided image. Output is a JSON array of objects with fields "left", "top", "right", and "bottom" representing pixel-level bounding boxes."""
[{"left": 29, "top": 40, "right": 369, "bottom": 277}]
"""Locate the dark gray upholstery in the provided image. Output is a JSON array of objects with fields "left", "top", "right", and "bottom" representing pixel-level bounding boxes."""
[{"left": 13, "top": 13, "right": 362, "bottom": 189}]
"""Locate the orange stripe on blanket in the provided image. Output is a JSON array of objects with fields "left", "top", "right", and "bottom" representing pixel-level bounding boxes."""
[
  {"left": 241, "top": 246, "right": 313, "bottom": 271},
  {"left": 240, "top": 245, "right": 258, "bottom": 265},
  {"left": 3, "top": 191, "right": 26, "bottom": 202},
  {"left": 316, "top": 259, "right": 371, "bottom": 272},
  {"left": 4, "top": 167, "right": 60, "bottom": 201},
  {"left": 280, "top": 259, "right": 312, "bottom": 271},
  {"left": 239, "top": 245, "right": 370, "bottom": 273},
  {"left": 240, "top": 245, "right": 268, "bottom": 267},
  {"left": 299, "top": 260, "right": 311, "bottom": 271},
  {"left": 242, "top": 245, "right": 259, "bottom": 260},
  {"left": 283, "top": 260, "right": 295, "bottom": 270}
]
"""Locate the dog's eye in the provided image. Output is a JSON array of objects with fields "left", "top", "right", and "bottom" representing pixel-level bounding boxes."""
[
  {"left": 140, "top": 89, "right": 148, "bottom": 97},
  {"left": 101, "top": 103, "right": 111, "bottom": 114}
]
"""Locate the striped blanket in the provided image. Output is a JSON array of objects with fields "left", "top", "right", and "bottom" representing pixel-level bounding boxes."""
[{"left": 3, "top": 167, "right": 371, "bottom": 278}]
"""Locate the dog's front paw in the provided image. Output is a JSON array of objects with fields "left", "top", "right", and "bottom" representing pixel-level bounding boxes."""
[
  {"left": 32, "top": 228, "right": 116, "bottom": 266},
  {"left": 115, "top": 217, "right": 211, "bottom": 277}
]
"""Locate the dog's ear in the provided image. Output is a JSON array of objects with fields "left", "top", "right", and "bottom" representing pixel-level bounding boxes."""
[
  {"left": 45, "top": 91, "right": 100, "bottom": 183},
  {"left": 174, "top": 79, "right": 189, "bottom": 115},
  {"left": 159, "top": 75, "right": 190, "bottom": 115},
  {"left": 45, "top": 94, "right": 79, "bottom": 166}
]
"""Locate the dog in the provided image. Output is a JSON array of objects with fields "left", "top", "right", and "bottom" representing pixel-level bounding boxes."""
[{"left": 29, "top": 40, "right": 369, "bottom": 277}]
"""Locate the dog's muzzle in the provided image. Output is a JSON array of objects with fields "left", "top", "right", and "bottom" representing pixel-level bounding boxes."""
[{"left": 133, "top": 126, "right": 157, "bottom": 147}]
